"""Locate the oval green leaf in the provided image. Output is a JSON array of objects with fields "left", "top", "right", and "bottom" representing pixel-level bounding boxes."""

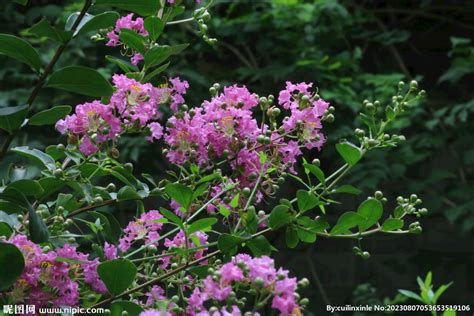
[
  {"left": 47, "top": 66, "right": 113, "bottom": 97},
  {"left": 0, "top": 242, "right": 25, "bottom": 291},
  {"left": 0, "top": 34, "right": 41, "bottom": 72},
  {"left": 29, "top": 105, "right": 71, "bottom": 126},
  {"left": 97, "top": 258, "right": 137, "bottom": 296}
]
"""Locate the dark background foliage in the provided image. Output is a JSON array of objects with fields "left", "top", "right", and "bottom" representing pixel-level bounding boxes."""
[{"left": 1, "top": 0, "right": 473, "bottom": 314}]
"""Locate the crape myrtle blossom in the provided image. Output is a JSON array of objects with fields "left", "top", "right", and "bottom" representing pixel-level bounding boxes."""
[
  {"left": 279, "top": 81, "right": 328, "bottom": 150},
  {"left": 165, "top": 82, "right": 328, "bottom": 211},
  {"left": 56, "top": 76, "right": 188, "bottom": 156},
  {"left": 106, "top": 14, "right": 148, "bottom": 65},
  {"left": 184, "top": 254, "right": 303, "bottom": 316},
  {"left": 118, "top": 210, "right": 164, "bottom": 252},
  {"left": 4, "top": 235, "right": 106, "bottom": 310}
]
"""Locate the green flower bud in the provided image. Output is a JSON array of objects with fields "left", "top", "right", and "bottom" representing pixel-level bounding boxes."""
[
  {"left": 312, "top": 158, "right": 320, "bottom": 166},
  {"left": 398, "top": 81, "right": 405, "bottom": 90},
  {"left": 106, "top": 183, "right": 116, "bottom": 192},
  {"left": 361, "top": 251, "right": 370, "bottom": 259},
  {"left": 374, "top": 191, "right": 383, "bottom": 199},
  {"left": 355, "top": 128, "right": 365, "bottom": 137},
  {"left": 257, "top": 134, "right": 266, "bottom": 144},
  {"left": 300, "top": 298, "right": 309, "bottom": 305},
  {"left": 179, "top": 104, "right": 189, "bottom": 111},
  {"left": 324, "top": 113, "right": 335, "bottom": 123},
  {"left": 271, "top": 107, "right": 281, "bottom": 117},
  {"left": 54, "top": 168, "right": 63, "bottom": 177},
  {"left": 147, "top": 245, "right": 158, "bottom": 253},
  {"left": 242, "top": 187, "right": 251, "bottom": 197},
  {"left": 409, "top": 80, "right": 418, "bottom": 90}
]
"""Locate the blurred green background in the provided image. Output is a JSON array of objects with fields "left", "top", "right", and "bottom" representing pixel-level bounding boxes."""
[{"left": 0, "top": 0, "right": 473, "bottom": 314}]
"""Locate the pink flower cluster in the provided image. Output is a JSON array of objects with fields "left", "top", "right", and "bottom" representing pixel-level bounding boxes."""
[
  {"left": 106, "top": 14, "right": 148, "bottom": 65},
  {"left": 279, "top": 81, "right": 329, "bottom": 150},
  {"left": 5, "top": 235, "right": 106, "bottom": 309},
  {"left": 186, "top": 254, "right": 302, "bottom": 316},
  {"left": 56, "top": 75, "right": 188, "bottom": 155},
  {"left": 118, "top": 210, "right": 164, "bottom": 252},
  {"left": 165, "top": 82, "right": 328, "bottom": 208}
]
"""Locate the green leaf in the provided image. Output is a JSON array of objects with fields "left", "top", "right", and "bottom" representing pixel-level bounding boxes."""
[
  {"left": 268, "top": 205, "right": 293, "bottom": 230},
  {"left": 218, "top": 204, "right": 231, "bottom": 217},
  {"left": 0, "top": 34, "right": 41, "bottom": 72},
  {"left": 12, "top": 146, "right": 56, "bottom": 171},
  {"left": 217, "top": 233, "right": 245, "bottom": 253},
  {"left": 7, "top": 179, "right": 44, "bottom": 197},
  {"left": 144, "top": 16, "right": 164, "bottom": 42},
  {"left": 335, "top": 142, "right": 362, "bottom": 165},
  {"left": 159, "top": 208, "right": 183, "bottom": 227},
  {"left": 296, "top": 227, "right": 317, "bottom": 243},
  {"left": 357, "top": 198, "right": 383, "bottom": 231},
  {"left": 296, "top": 190, "right": 319, "bottom": 213},
  {"left": 398, "top": 289, "right": 424, "bottom": 303},
  {"left": 330, "top": 211, "right": 363, "bottom": 235},
  {"left": 29, "top": 105, "right": 71, "bottom": 126},
  {"left": 303, "top": 163, "right": 325, "bottom": 184},
  {"left": 14, "top": 0, "right": 28, "bottom": 5},
  {"left": 77, "top": 12, "right": 120, "bottom": 35},
  {"left": 119, "top": 29, "right": 146, "bottom": 54},
  {"left": 144, "top": 46, "right": 172, "bottom": 68},
  {"left": 381, "top": 218, "right": 404, "bottom": 232},
  {"left": 285, "top": 226, "right": 299, "bottom": 248},
  {"left": 165, "top": 183, "right": 193, "bottom": 211},
  {"left": 0, "top": 211, "right": 20, "bottom": 228},
  {"left": 111, "top": 301, "right": 143, "bottom": 316},
  {"left": 0, "top": 105, "right": 28, "bottom": 134},
  {"left": 196, "top": 172, "right": 222, "bottom": 185},
  {"left": 0, "top": 242, "right": 25, "bottom": 291},
  {"left": 296, "top": 216, "right": 329, "bottom": 233},
  {"left": 187, "top": 218, "right": 217, "bottom": 235},
  {"left": 29, "top": 18, "right": 71, "bottom": 43},
  {"left": 106, "top": 55, "right": 138, "bottom": 73},
  {"left": 144, "top": 44, "right": 188, "bottom": 68},
  {"left": 240, "top": 208, "right": 258, "bottom": 234},
  {"left": 0, "top": 223, "right": 13, "bottom": 238},
  {"left": 95, "top": 0, "right": 160, "bottom": 16},
  {"left": 1, "top": 188, "right": 49, "bottom": 242},
  {"left": 246, "top": 235, "right": 271, "bottom": 256},
  {"left": 97, "top": 259, "right": 137, "bottom": 296},
  {"left": 433, "top": 283, "right": 453, "bottom": 304},
  {"left": 47, "top": 66, "right": 113, "bottom": 97},
  {"left": 332, "top": 184, "right": 362, "bottom": 195},
  {"left": 143, "top": 62, "right": 170, "bottom": 82},
  {"left": 187, "top": 265, "right": 210, "bottom": 278},
  {"left": 117, "top": 186, "right": 141, "bottom": 201}
]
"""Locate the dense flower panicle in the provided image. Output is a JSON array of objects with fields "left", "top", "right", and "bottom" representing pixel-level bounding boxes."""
[
  {"left": 6, "top": 235, "right": 106, "bottom": 310},
  {"left": 106, "top": 14, "right": 148, "bottom": 65},
  {"left": 186, "top": 254, "right": 302, "bottom": 316},
  {"left": 165, "top": 82, "right": 328, "bottom": 210},
  {"left": 118, "top": 210, "right": 164, "bottom": 252},
  {"left": 279, "top": 81, "right": 328, "bottom": 149},
  {"left": 56, "top": 100, "right": 122, "bottom": 155},
  {"left": 56, "top": 75, "right": 188, "bottom": 155},
  {"left": 110, "top": 74, "right": 163, "bottom": 127}
]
